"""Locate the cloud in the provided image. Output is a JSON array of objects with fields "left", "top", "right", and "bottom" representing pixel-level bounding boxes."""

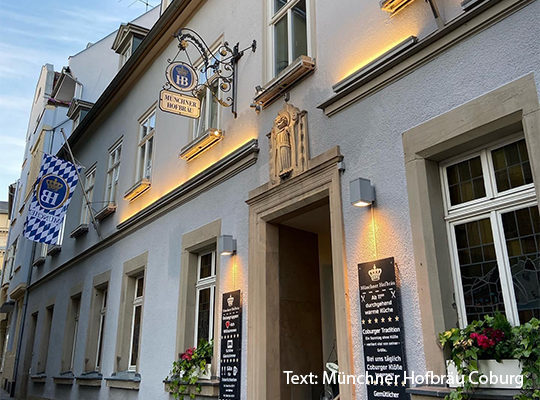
[
  {"left": 0, "top": 135, "right": 26, "bottom": 148},
  {"left": 0, "top": 95, "right": 31, "bottom": 113}
]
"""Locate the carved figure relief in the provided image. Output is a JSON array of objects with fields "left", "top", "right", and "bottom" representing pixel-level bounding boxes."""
[{"left": 268, "top": 103, "right": 309, "bottom": 185}]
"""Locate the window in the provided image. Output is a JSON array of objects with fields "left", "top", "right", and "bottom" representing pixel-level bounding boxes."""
[
  {"left": 128, "top": 275, "right": 144, "bottom": 371},
  {"left": 269, "top": 0, "right": 310, "bottom": 77},
  {"left": 26, "top": 132, "right": 45, "bottom": 199},
  {"left": 37, "top": 305, "right": 54, "bottom": 374},
  {"left": 105, "top": 142, "right": 122, "bottom": 204},
  {"left": 195, "top": 251, "right": 216, "bottom": 345},
  {"left": 96, "top": 289, "right": 107, "bottom": 371},
  {"left": 57, "top": 218, "right": 66, "bottom": 246},
  {"left": 81, "top": 166, "right": 96, "bottom": 224},
  {"left": 62, "top": 295, "right": 81, "bottom": 372},
  {"left": 192, "top": 50, "right": 221, "bottom": 140},
  {"left": 442, "top": 136, "right": 538, "bottom": 327},
  {"left": 120, "top": 41, "right": 132, "bottom": 68},
  {"left": 6, "top": 238, "right": 18, "bottom": 278},
  {"left": 137, "top": 110, "right": 155, "bottom": 182}
]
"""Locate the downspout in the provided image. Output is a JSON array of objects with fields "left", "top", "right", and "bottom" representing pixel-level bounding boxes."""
[{"left": 10, "top": 241, "right": 35, "bottom": 397}]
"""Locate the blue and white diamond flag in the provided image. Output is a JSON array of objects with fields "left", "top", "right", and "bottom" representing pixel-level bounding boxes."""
[{"left": 23, "top": 154, "right": 81, "bottom": 245}]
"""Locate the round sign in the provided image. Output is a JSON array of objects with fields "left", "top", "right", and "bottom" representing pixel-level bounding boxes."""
[
  {"left": 166, "top": 62, "right": 198, "bottom": 92},
  {"left": 37, "top": 174, "right": 70, "bottom": 210}
]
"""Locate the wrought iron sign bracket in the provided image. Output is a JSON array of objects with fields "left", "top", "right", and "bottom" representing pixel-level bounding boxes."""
[{"left": 165, "top": 28, "right": 257, "bottom": 118}]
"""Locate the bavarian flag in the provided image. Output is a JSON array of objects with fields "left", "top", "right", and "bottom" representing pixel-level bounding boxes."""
[{"left": 23, "top": 154, "right": 81, "bottom": 245}]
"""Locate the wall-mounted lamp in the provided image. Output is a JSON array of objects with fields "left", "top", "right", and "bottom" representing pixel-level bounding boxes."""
[
  {"left": 350, "top": 178, "right": 375, "bottom": 207},
  {"left": 218, "top": 235, "right": 237, "bottom": 256}
]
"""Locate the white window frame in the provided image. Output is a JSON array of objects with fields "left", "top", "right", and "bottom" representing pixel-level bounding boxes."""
[
  {"left": 6, "top": 238, "right": 18, "bottom": 278},
  {"left": 57, "top": 218, "right": 66, "bottom": 246},
  {"left": 81, "top": 166, "right": 96, "bottom": 225},
  {"left": 267, "top": 0, "right": 313, "bottom": 78},
  {"left": 70, "top": 297, "right": 81, "bottom": 372},
  {"left": 191, "top": 42, "right": 222, "bottom": 140},
  {"left": 105, "top": 141, "right": 122, "bottom": 204},
  {"left": 136, "top": 108, "right": 156, "bottom": 182},
  {"left": 194, "top": 250, "right": 216, "bottom": 346},
  {"left": 120, "top": 41, "right": 133, "bottom": 68},
  {"left": 441, "top": 134, "right": 537, "bottom": 328},
  {"left": 95, "top": 288, "right": 107, "bottom": 372},
  {"left": 128, "top": 275, "right": 144, "bottom": 372}
]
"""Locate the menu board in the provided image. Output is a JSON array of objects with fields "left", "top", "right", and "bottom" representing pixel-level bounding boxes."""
[
  {"left": 358, "top": 257, "right": 409, "bottom": 400},
  {"left": 219, "top": 290, "right": 242, "bottom": 400}
]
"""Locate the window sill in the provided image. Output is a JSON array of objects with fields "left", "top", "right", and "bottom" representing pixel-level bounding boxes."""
[
  {"left": 47, "top": 245, "right": 61, "bottom": 256},
  {"left": 179, "top": 129, "right": 224, "bottom": 161},
  {"left": 53, "top": 372, "right": 75, "bottom": 385},
  {"left": 95, "top": 203, "right": 117, "bottom": 221},
  {"left": 124, "top": 178, "right": 151, "bottom": 202},
  {"left": 407, "top": 385, "right": 522, "bottom": 399},
  {"left": 105, "top": 371, "right": 141, "bottom": 390},
  {"left": 254, "top": 55, "right": 315, "bottom": 109},
  {"left": 164, "top": 378, "right": 219, "bottom": 397},
  {"left": 70, "top": 224, "right": 89, "bottom": 239},
  {"left": 32, "top": 257, "right": 45, "bottom": 267},
  {"left": 76, "top": 371, "right": 103, "bottom": 387},
  {"left": 30, "top": 373, "right": 47, "bottom": 383}
]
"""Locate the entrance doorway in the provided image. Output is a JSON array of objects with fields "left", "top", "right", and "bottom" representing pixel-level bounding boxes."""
[
  {"left": 247, "top": 148, "right": 354, "bottom": 400},
  {"left": 273, "top": 199, "right": 336, "bottom": 400}
]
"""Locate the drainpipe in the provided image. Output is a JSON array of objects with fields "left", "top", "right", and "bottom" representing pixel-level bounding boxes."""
[{"left": 10, "top": 240, "right": 36, "bottom": 397}]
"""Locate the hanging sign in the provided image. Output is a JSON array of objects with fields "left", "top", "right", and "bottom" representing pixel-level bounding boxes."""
[
  {"left": 166, "top": 62, "right": 198, "bottom": 92},
  {"left": 219, "top": 290, "right": 242, "bottom": 400},
  {"left": 23, "top": 154, "right": 81, "bottom": 245},
  {"left": 159, "top": 90, "right": 200, "bottom": 119},
  {"left": 358, "top": 257, "right": 409, "bottom": 400}
]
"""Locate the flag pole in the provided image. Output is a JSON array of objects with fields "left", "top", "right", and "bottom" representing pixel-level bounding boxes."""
[{"left": 60, "top": 128, "right": 102, "bottom": 240}]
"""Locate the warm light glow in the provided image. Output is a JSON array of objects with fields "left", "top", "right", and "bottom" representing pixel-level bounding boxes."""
[
  {"left": 353, "top": 200, "right": 373, "bottom": 207},
  {"left": 341, "top": 37, "right": 415, "bottom": 80},
  {"left": 119, "top": 138, "right": 257, "bottom": 224},
  {"left": 221, "top": 251, "right": 233, "bottom": 256}
]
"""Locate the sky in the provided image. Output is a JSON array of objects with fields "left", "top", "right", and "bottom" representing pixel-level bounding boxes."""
[{"left": 0, "top": 0, "right": 156, "bottom": 202}]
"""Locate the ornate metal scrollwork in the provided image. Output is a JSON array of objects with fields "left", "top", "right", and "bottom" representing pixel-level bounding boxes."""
[{"left": 164, "top": 28, "right": 256, "bottom": 117}]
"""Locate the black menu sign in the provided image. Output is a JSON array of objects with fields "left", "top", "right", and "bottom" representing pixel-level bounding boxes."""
[
  {"left": 358, "top": 257, "right": 409, "bottom": 400},
  {"left": 219, "top": 290, "right": 242, "bottom": 400}
]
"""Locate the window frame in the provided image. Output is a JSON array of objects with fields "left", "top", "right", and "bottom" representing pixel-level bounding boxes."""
[
  {"left": 191, "top": 41, "right": 223, "bottom": 141},
  {"left": 95, "top": 288, "right": 107, "bottom": 372},
  {"left": 441, "top": 135, "right": 537, "bottom": 327},
  {"left": 81, "top": 165, "right": 97, "bottom": 225},
  {"left": 267, "top": 0, "right": 313, "bottom": 79},
  {"left": 105, "top": 140, "right": 122, "bottom": 204},
  {"left": 194, "top": 250, "right": 216, "bottom": 346},
  {"left": 128, "top": 275, "right": 144, "bottom": 372},
  {"left": 136, "top": 108, "right": 156, "bottom": 183}
]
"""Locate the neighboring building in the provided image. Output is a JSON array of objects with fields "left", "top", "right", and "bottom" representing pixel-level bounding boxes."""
[
  {"left": 0, "top": 7, "right": 159, "bottom": 397},
  {"left": 3, "top": 0, "right": 540, "bottom": 400},
  {"left": 0, "top": 202, "right": 8, "bottom": 272}
]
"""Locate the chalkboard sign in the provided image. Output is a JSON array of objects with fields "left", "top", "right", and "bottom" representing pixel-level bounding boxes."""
[
  {"left": 358, "top": 257, "right": 409, "bottom": 400},
  {"left": 219, "top": 290, "right": 242, "bottom": 400}
]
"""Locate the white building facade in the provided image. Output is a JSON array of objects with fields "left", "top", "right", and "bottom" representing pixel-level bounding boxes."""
[{"left": 3, "top": 0, "right": 540, "bottom": 399}]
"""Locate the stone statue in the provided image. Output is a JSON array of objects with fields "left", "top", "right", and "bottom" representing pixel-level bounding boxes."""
[{"left": 268, "top": 103, "right": 309, "bottom": 185}]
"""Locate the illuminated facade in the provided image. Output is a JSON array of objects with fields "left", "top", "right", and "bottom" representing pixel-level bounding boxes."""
[{"left": 3, "top": 0, "right": 540, "bottom": 399}]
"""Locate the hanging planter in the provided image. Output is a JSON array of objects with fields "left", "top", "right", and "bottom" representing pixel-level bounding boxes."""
[{"left": 439, "top": 313, "right": 540, "bottom": 400}]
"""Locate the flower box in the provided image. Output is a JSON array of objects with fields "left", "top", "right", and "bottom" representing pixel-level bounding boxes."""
[
  {"left": 196, "top": 363, "right": 211, "bottom": 380},
  {"left": 446, "top": 359, "right": 523, "bottom": 389}
]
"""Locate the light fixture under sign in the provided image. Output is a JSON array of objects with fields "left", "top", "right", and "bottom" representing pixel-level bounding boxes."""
[{"left": 179, "top": 129, "right": 224, "bottom": 161}]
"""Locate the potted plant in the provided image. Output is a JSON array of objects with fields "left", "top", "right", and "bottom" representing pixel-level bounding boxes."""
[
  {"left": 167, "top": 339, "right": 213, "bottom": 399},
  {"left": 439, "top": 313, "right": 540, "bottom": 400}
]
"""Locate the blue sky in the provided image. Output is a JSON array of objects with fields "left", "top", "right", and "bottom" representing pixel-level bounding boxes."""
[{"left": 0, "top": 0, "right": 156, "bottom": 201}]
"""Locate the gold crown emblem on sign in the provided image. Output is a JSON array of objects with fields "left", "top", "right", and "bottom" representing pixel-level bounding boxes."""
[
  {"left": 46, "top": 178, "right": 64, "bottom": 192},
  {"left": 175, "top": 65, "right": 189, "bottom": 76},
  {"left": 227, "top": 295, "right": 234, "bottom": 307},
  {"left": 368, "top": 265, "right": 382, "bottom": 282}
]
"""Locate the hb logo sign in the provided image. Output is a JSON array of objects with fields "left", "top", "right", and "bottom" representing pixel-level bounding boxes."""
[
  {"left": 166, "top": 62, "right": 198, "bottom": 92},
  {"left": 37, "top": 175, "right": 69, "bottom": 210}
]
